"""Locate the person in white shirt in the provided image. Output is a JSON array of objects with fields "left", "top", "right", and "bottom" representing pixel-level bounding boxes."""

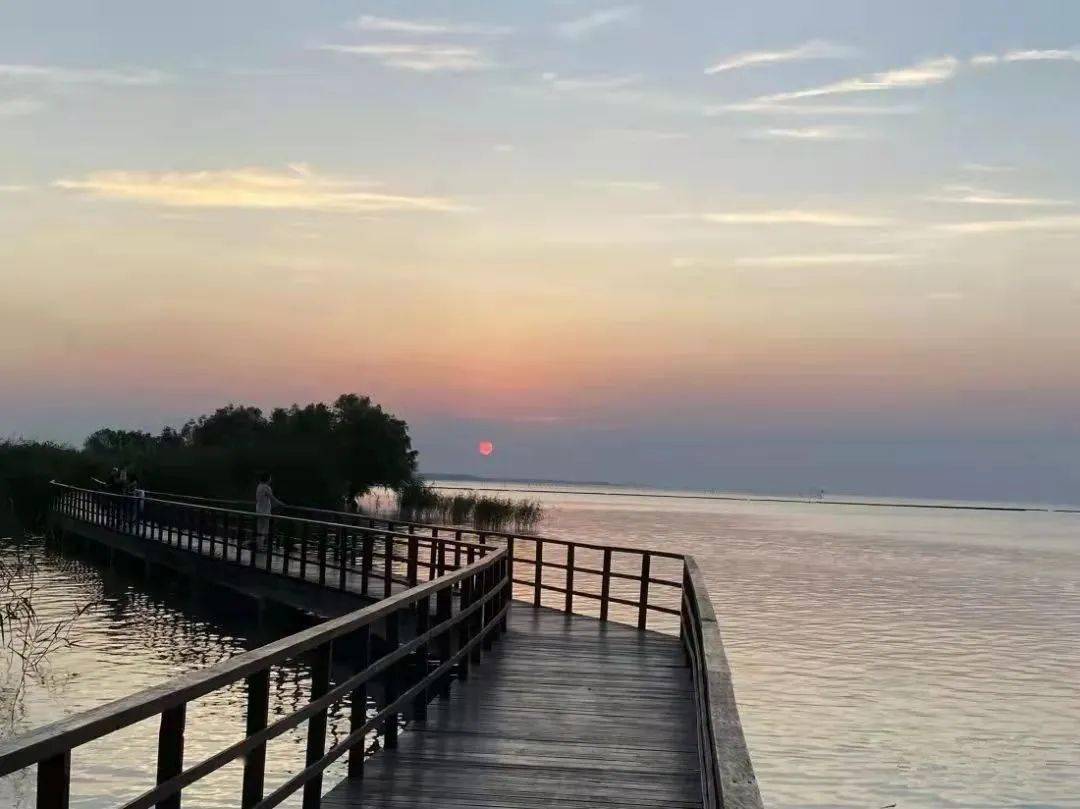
[{"left": 255, "top": 472, "right": 284, "bottom": 548}]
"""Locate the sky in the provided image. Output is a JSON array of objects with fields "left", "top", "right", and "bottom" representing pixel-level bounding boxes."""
[{"left": 2, "top": 1, "right": 1080, "bottom": 503}]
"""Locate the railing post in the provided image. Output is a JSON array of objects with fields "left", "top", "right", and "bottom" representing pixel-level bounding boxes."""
[
  {"left": 565, "top": 544, "right": 575, "bottom": 614},
  {"left": 407, "top": 535, "right": 418, "bottom": 586},
  {"left": 241, "top": 670, "right": 270, "bottom": 809},
  {"left": 300, "top": 522, "right": 310, "bottom": 580},
  {"left": 600, "top": 548, "right": 612, "bottom": 622},
  {"left": 348, "top": 625, "right": 370, "bottom": 779},
  {"left": 413, "top": 595, "right": 430, "bottom": 720},
  {"left": 361, "top": 535, "right": 373, "bottom": 595},
  {"left": 338, "top": 530, "right": 348, "bottom": 590},
  {"left": 638, "top": 553, "right": 651, "bottom": 631},
  {"left": 458, "top": 576, "right": 472, "bottom": 681},
  {"left": 482, "top": 563, "right": 495, "bottom": 651},
  {"left": 503, "top": 538, "right": 514, "bottom": 632},
  {"left": 318, "top": 526, "right": 328, "bottom": 586},
  {"left": 383, "top": 535, "right": 393, "bottom": 598},
  {"left": 383, "top": 613, "right": 400, "bottom": 749},
  {"left": 436, "top": 586, "right": 452, "bottom": 697},
  {"left": 470, "top": 569, "right": 483, "bottom": 665},
  {"left": 303, "top": 642, "right": 332, "bottom": 809},
  {"left": 533, "top": 540, "right": 543, "bottom": 608},
  {"left": 264, "top": 517, "right": 274, "bottom": 573},
  {"left": 36, "top": 751, "right": 70, "bottom": 809},
  {"left": 156, "top": 704, "right": 186, "bottom": 809}
]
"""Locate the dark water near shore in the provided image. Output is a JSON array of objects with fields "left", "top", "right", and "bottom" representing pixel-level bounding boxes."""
[{"left": 3, "top": 484, "right": 1079, "bottom": 809}]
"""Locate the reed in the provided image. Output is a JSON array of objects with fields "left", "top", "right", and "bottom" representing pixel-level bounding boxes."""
[{"left": 394, "top": 483, "right": 544, "bottom": 533}]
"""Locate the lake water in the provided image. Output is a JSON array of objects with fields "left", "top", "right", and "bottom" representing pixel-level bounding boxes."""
[
  {"left": 3, "top": 485, "right": 1079, "bottom": 808},
  {"left": 437, "top": 481, "right": 1080, "bottom": 809}
]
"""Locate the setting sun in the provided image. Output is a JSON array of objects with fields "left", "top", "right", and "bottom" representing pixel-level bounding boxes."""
[{"left": 477, "top": 440, "right": 494, "bottom": 457}]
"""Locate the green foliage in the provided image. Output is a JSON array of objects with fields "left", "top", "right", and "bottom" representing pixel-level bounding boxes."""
[
  {"left": 0, "top": 441, "right": 95, "bottom": 529},
  {"left": 2, "top": 393, "right": 418, "bottom": 519}
]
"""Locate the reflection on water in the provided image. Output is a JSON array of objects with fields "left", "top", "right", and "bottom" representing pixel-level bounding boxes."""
[
  {"left": 444, "top": 481, "right": 1080, "bottom": 809},
  {"left": 0, "top": 536, "right": 367, "bottom": 809}
]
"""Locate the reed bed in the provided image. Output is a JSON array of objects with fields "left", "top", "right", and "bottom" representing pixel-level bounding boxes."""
[{"left": 395, "top": 481, "right": 544, "bottom": 533}]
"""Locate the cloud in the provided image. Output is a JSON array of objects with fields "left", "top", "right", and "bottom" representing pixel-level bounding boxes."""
[
  {"left": 755, "top": 125, "right": 867, "bottom": 140},
  {"left": 0, "top": 97, "right": 43, "bottom": 116},
  {"left": 605, "top": 128, "right": 690, "bottom": 141},
  {"left": 557, "top": 6, "right": 638, "bottom": 39},
  {"left": 53, "top": 167, "right": 468, "bottom": 213},
  {"left": 690, "top": 210, "right": 894, "bottom": 227},
  {"left": 705, "top": 40, "right": 855, "bottom": 75},
  {"left": 0, "top": 64, "right": 166, "bottom": 86},
  {"left": 735, "top": 252, "right": 905, "bottom": 267},
  {"left": 936, "top": 215, "right": 1080, "bottom": 234},
  {"left": 962, "top": 162, "right": 1015, "bottom": 173},
  {"left": 578, "top": 180, "right": 662, "bottom": 192},
  {"left": 352, "top": 14, "right": 512, "bottom": 36},
  {"left": 926, "top": 185, "right": 1073, "bottom": 207},
  {"left": 540, "top": 72, "right": 639, "bottom": 92},
  {"left": 0, "top": 184, "right": 29, "bottom": 192},
  {"left": 318, "top": 44, "right": 492, "bottom": 72},
  {"left": 972, "top": 47, "right": 1080, "bottom": 66},
  {"left": 493, "top": 143, "right": 516, "bottom": 153},
  {"left": 718, "top": 100, "right": 916, "bottom": 116},
  {"left": 754, "top": 56, "right": 959, "bottom": 103}
]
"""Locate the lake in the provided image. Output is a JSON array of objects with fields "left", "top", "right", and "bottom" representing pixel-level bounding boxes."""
[
  {"left": 436, "top": 481, "right": 1080, "bottom": 809},
  {"left": 3, "top": 484, "right": 1079, "bottom": 808}
]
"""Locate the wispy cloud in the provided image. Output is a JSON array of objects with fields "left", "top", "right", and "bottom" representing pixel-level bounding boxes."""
[
  {"left": 936, "top": 215, "right": 1080, "bottom": 234},
  {"left": 755, "top": 125, "right": 867, "bottom": 140},
  {"left": 736, "top": 252, "right": 904, "bottom": 267},
  {"left": 578, "top": 180, "right": 663, "bottom": 192},
  {"left": 605, "top": 128, "right": 690, "bottom": 141},
  {"left": 0, "top": 97, "right": 43, "bottom": 116},
  {"left": 677, "top": 210, "right": 894, "bottom": 227},
  {"left": 971, "top": 47, "right": 1080, "bottom": 66},
  {"left": 926, "top": 184, "right": 1073, "bottom": 207},
  {"left": 705, "top": 40, "right": 855, "bottom": 75},
  {"left": 0, "top": 64, "right": 167, "bottom": 86},
  {"left": 0, "top": 184, "right": 29, "bottom": 192},
  {"left": 962, "top": 162, "right": 1015, "bottom": 174},
  {"left": 718, "top": 100, "right": 916, "bottom": 116},
  {"left": 540, "top": 72, "right": 640, "bottom": 92},
  {"left": 318, "top": 43, "right": 492, "bottom": 72},
  {"left": 53, "top": 166, "right": 468, "bottom": 213},
  {"left": 557, "top": 6, "right": 638, "bottom": 39},
  {"left": 352, "top": 14, "right": 512, "bottom": 36},
  {"left": 753, "top": 56, "right": 959, "bottom": 104}
]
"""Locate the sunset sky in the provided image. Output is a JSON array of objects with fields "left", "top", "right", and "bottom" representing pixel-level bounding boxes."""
[{"left": 3, "top": 1, "right": 1079, "bottom": 502}]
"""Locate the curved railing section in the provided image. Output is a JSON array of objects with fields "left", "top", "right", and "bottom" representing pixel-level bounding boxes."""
[
  {"left": 71, "top": 485, "right": 762, "bottom": 809},
  {"left": 0, "top": 531, "right": 509, "bottom": 809},
  {"left": 681, "top": 558, "right": 763, "bottom": 809}
]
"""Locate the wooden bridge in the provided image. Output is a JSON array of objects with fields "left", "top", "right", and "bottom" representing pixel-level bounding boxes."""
[{"left": 0, "top": 483, "right": 761, "bottom": 809}]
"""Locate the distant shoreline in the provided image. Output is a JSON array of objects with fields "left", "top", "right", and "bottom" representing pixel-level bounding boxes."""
[{"left": 427, "top": 481, "right": 1079, "bottom": 514}]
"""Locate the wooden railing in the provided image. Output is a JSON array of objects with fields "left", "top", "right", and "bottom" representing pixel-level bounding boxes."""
[
  {"left": 143, "top": 491, "right": 685, "bottom": 631},
  {"left": 111, "top": 486, "right": 763, "bottom": 808},
  {"left": 53, "top": 484, "right": 495, "bottom": 601},
  {"left": 0, "top": 525, "right": 510, "bottom": 809},
  {"left": 681, "top": 558, "right": 763, "bottom": 809}
]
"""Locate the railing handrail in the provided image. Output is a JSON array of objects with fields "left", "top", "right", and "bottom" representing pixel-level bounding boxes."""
[
  {"left": 53, "top": 482, "right": 491, "bottom": 551},
  {"left": 0, "top": 545, "right": 506, "bottom": 776},
  {"left": 141, "top": 485, "right": 687, "bottom": 561},
  {"left": 681, "top": 557, "right": 763, "bottom": 809}
]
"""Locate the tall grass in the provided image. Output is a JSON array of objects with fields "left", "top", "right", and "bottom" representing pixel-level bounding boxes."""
[{"left": 395, "top": 483, "right": 544, "bottom": 533}]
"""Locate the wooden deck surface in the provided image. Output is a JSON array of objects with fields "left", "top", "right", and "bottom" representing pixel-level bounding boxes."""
[{"left": 324, "top": 605, "right": 702, "bottom": 809}]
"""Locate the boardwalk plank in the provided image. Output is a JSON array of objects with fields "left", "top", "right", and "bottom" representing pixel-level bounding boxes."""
[{"left": 323, "top": 606, "right": 702, "bottom": 809}]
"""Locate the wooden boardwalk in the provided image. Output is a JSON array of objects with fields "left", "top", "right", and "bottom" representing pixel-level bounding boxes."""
[
  {"left": 8, "top": 484, "right": 760, "bottom": 809},
  {"left": 325, "top": 606, "right": 701, "bottom": 809}
]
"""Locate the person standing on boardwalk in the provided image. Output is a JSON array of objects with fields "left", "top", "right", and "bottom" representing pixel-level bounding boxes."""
[{"left": 255, "top": 472, "right": 284, "bottom": 549}]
